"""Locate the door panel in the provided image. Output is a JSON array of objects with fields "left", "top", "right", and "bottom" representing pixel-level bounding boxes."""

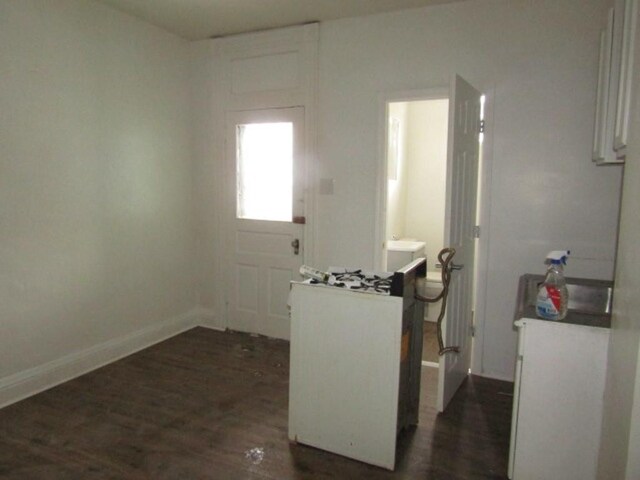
[
  {"left": 226, "top": 108, "right": 305, "bottom": 339},
  {"left": 268, "top": 267, "right": 295, "bottom": 317},
  {"left": 438, "top": 76, "right": 481, "bottom": 412},
  {"left": 237, "top": 230, "right": 294, "bottom": 256},
  {"left": 237, "top": 264, "right": 259, "bottom": 313}
]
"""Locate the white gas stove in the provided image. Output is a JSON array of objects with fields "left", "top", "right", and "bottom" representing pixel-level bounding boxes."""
[
  {"left": 303, "top": 268, "right": 393, "bottom": 294},
  {"left": 288, "top": 258, "right": 426, "bottom": 470}
]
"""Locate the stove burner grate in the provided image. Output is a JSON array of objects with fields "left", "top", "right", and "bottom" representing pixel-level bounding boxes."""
[{"left": 310, "top": 269, "right": 392, "bottom": 294}]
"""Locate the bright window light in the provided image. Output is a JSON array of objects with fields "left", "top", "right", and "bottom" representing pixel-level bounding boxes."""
[{"left": 236, "top": 122, "right": 293, "bottom": 222}]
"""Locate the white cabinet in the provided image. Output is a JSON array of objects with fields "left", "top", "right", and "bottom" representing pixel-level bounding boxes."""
[
  {"left": 593, "top": 9, "right": 617, "bottom": 163},
  {"left": 593, "top": 0, "right": 637, "bottom": 164},
  {"left": 614, "top": 0, "right": 638, "bottom": 154},
  {"left": 508, "top": 318, "right": 610, "bottom": 479}
]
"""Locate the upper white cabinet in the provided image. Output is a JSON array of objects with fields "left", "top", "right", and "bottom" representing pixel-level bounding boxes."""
[
  {"left": 593, "top": 0, "right": 637, "bottom": 164},
  {"left": 614, "top": 0, "right": 638, "bottom": 154},
  {"left": 593, "top": 9, "right": 616, "bottom": 163}
]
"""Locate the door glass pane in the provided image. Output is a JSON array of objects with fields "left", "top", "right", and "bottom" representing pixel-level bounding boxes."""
[{"left": 236, "top": 122, "right": 293, "bottom": 221}]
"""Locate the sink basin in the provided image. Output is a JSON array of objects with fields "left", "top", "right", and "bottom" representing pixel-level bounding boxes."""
[
  {"left": 387, "top": 240, "right": 426, "bottom": 252},
  {"left": 515, "top": 274, "right": 614, "bottom": 328}
]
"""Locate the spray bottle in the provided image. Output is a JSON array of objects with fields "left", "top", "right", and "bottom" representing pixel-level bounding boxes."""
[{"left": 536, "top": 250, "right": 570, "bottom": 320}]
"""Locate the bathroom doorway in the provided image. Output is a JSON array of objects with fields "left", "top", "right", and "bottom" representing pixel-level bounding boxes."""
[
  {"left": 378, "top": 77, "right": 483, "bottom": 413},
  {"left": 384, "top": 97, "right": 449, "bottom": 367}
]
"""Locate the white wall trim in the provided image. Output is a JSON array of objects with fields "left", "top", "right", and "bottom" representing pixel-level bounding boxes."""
[
  {"left": 191, "top": 306, "right": 223, "bottom": 330},
  {"left": 0, "top": 309, "right": 201, "bottom": 409},
  {"left": 471, "top": 84, "right": 496, "bottom": 377},
  {"left": 197, "top": 324, "right": 226, "bottom": 332},
  {"left": 422, "top": 360, "right": 439, "bottom": 368},
  {"left": 476, "top": 370, "right": 514, "bottom": 384}
]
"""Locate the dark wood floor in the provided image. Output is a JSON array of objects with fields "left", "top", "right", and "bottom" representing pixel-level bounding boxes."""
[{"left": 0, "top": 327, "right": 513, "bottom": 479}]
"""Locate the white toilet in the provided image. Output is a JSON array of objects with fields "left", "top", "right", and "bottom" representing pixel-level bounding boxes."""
[{"left": 424, "top": 271, "right": 444, "bottom": 323}]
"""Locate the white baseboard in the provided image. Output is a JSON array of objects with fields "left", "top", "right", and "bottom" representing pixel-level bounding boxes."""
[
  {"left": 422, "top": 360, "right": 439, "bottom": 368},
  {"left": 198, "top": 324, "right": 226, "bottom": 332},
  {"left": 474, "top": 370, "right": 515, "bottom": 383},
  {"left": 0, "top": 309, "right": 201, "bottom": 409},
  {"left": 191, "top": 306, "right": 225, "bottom": 331}
]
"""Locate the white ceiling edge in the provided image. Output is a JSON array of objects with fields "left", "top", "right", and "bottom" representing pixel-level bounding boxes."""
[{"left": 95, "top": 0, "right": 465, "bottom": 41}]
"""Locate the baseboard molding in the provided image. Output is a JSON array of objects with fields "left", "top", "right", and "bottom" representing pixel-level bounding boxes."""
[
  {"left": 475, "top": 370, "right": 515, "bottom": 383},
  {"left": 0, "top": 309, "right": 201, "bottom": 409},
  {"left": 422, "top": 360, "right": 439, "bottom": 368},
  {"left": 198, "top": 324, "right": 226, "bottom": 332},
  {"left": 191, "top": 306, "right": 225, "bottom": 331}
]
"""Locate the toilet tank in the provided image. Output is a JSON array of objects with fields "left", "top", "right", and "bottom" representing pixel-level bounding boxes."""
[{"left": 387, "top": 240, "right": 426, "bottom": 272}]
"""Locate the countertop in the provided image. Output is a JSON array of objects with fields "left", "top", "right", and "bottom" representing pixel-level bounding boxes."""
[
  {"left": 516, "top": 274, "right": 613, "bottom": 329},
  {"left": 519, "top": 305, "right": 611, "bottom": 329}
]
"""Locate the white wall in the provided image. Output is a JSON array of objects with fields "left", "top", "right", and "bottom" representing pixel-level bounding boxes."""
[
  {"left": 597, "top": 3, "right": 640, "bottom": 476},
  {"left": 315, "top": 0, "right": 620, "bottom": 380},
  {"left": 0, "top": 0, "right": 194, "bottom": 397},
  {"left": 188, "top": 0, "right": 621, "bottom": 381},
  {"left": 403, "top": 100, "right": 448, "bottom": 272},
  {"left": 385, "top": 102, "right": 409, "bottom": 242},
  {"left": 189, "top": 40, "right": 219, "bottom": 323}
]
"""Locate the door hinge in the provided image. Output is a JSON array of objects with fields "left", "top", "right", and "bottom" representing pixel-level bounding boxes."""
[
  {"left": 479, "top": 119, "right": 485, "bottom": 133},
  {"left": 473, "top": 225, "right": 481, "bottom": 238},
  {"left": 470, "top": 310, "right": 475, "bottom": 337}
]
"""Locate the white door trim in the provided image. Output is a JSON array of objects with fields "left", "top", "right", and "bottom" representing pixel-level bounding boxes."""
[
  {"left": 471, "top": 84, "right": 495, "bottom": 377},
  {"left": 208, "top": 24, "right": 318, "bottom": 332}
]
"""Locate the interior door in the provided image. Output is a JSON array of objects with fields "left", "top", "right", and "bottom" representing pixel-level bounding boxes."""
[
  {"left": 225, "top": 107, "right": 305, "bottom": 340},
  {"left": 437, "top": 75, "right": 482, "bottom": 412}
]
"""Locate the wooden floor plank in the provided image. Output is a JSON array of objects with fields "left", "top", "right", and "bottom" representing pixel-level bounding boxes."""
[
  {"left": 423, "top": 321, "right": 440, "bottom": 363},
  {"left": 0, "top": 327, "right": 512, "bottom": 479}
]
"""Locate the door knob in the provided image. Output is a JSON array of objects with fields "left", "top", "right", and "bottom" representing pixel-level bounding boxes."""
[
  {"left": 291, "top": 238, "right": 300, "bottom": 255},
  {"left": 449, "top": 263, "right": 464, "bottom": 271}
]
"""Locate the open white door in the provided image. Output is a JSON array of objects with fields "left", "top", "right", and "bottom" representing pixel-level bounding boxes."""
[
  {"left": 437, "top": 75, "right": 482, "bottom": 412},
  {"left": 224, "top": 107, "right": 306, "bottom": 339}
]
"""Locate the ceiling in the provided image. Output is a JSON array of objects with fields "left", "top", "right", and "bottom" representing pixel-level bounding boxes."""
[{"left": 96, "top": 0, "right": 464, "bottom": 41}]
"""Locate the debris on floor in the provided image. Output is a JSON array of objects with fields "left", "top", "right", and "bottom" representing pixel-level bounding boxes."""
[{"left": 244, "top": 447, "right": 265, "bottom": 465}]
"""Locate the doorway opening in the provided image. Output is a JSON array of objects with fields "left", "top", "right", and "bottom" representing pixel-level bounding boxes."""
[
  {"left": 385, "top": 98, "right": 449, "bottom": 368},
  {"left": 379, "top": 77, "right": 483, "bottom": 413}
]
